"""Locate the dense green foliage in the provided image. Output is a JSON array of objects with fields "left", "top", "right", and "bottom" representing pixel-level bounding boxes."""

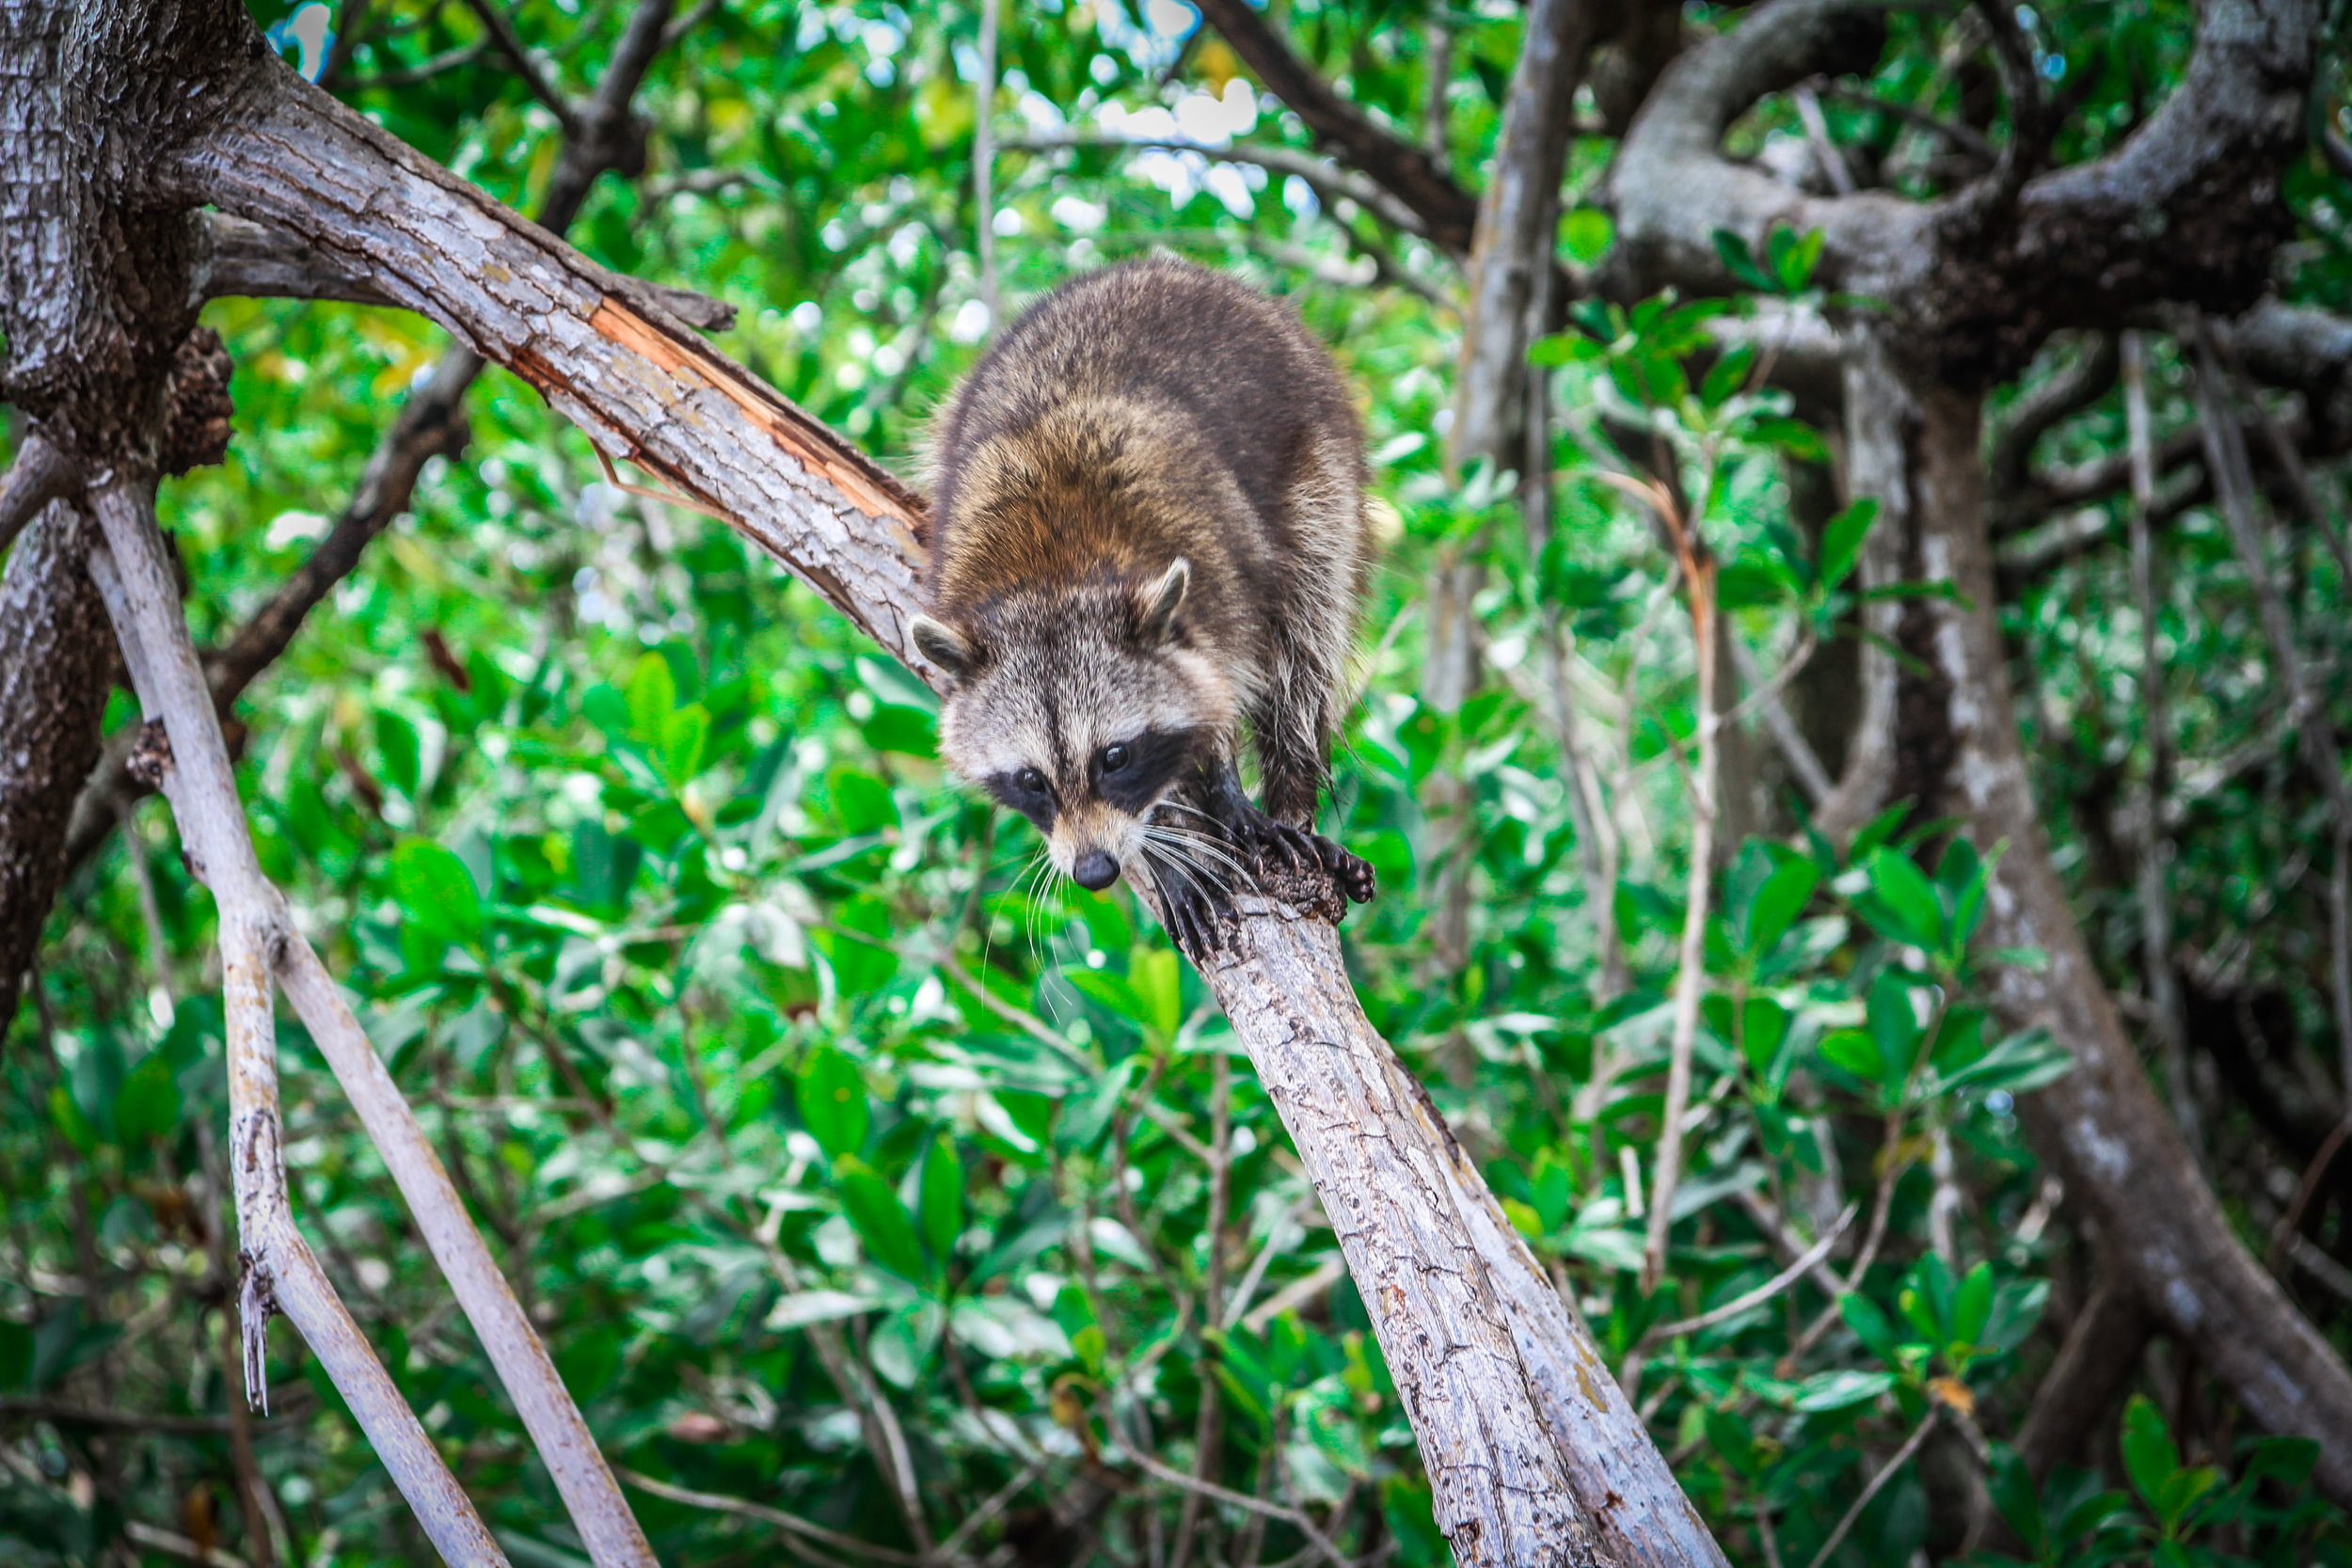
[{"left": 8, "top": 0, "right": 2352, "bottom": 1564}]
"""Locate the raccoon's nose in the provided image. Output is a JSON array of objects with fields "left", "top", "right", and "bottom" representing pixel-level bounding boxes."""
[{"left": 1072, "top": 850, "right": 1120, "bottom": 891}]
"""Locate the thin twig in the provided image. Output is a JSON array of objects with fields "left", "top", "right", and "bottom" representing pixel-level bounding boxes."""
[
  {"left": 616, "top": 1467, "right": 923, "bottom": 1566},
  {"left": 1804, "top": 1411, "right": 1939, "bottom": 1568},
  {"left": 1128, "top": 1453, "right": 1349, "bottom": 1568},
  {"left": 1641, "top": 1203, "right": 1857, "bottom": 1347},
  {"left": 2122, "top": 331, "right": 2194, "bottom": 1157},
  {"left": 1644, "top": 512, "right": 1720, "bottom": 1293},
  {"left": 458, "top": 0, "right": 576, "bottom": 123}
]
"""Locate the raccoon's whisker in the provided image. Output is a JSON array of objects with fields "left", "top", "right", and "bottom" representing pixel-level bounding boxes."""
[
  {"left": 1142, "top": 824, "right": 1256, "bottom": 890},
  {"left": 1136, "top": 839, "right": 1215, "bottom": 913}
]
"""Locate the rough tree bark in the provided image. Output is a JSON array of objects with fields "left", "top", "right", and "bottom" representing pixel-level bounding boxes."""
[
  {"left": 1602, "top": 0, "right": 2352, "bottom": 1496},
  {"left": 2, "top": 3, "right": 1729, "bottom": 1564},
  {"left": 0, "top": 497, "right": 113, "bottom": 1026}
]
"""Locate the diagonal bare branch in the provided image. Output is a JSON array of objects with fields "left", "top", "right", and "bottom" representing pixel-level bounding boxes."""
[{"left": 1186, "top": 0, "right": 1480, "bottom": 256}]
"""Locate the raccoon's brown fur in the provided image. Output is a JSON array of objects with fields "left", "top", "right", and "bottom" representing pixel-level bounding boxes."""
[{"left": 910, "top": 257, "right": 1375, "bottom": 953}]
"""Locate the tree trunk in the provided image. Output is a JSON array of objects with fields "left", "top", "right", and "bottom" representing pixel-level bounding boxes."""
[
  {"left": 1899, "top": 355, "right": 2352, "bottom": 1501},
  {"left": 0, "top": 499, "right": 115, "bottom": 1026}
]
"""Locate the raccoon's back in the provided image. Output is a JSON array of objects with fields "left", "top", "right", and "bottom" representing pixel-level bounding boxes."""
[{"left": 926, "top": 259, "right": 1362, "bottom": 610}]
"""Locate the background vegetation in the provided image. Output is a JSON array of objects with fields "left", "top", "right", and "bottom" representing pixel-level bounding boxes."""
[{"left": 5, "top": 0, "right": 2352, "bottom": 1564}]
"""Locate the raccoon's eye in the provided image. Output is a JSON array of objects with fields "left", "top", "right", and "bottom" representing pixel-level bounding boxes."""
[
  {"left": 1016, "top": 767, "right": 1048, "bottom": 796},
  {"left": 1100, "top": 743, "right": 1131, "bottom": 773}
]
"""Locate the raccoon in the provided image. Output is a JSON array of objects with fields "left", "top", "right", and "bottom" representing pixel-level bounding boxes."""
[{"left": 910, "top": 257, "right": 1377, "bottom": 957}]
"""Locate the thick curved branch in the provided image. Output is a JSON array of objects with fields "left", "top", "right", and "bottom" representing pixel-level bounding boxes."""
[
  {"left": 62, "top": 0, "right": 706, "bottom": 878},
  {"left": 1606, "top": 0, "right": 2320, "bottom": 387},
  {"left": 183, "top": 51, "right": 1727, "bottom": 1568},
  {"left": 1187, "top": 0, "right": 1480, "bottom": 256}
]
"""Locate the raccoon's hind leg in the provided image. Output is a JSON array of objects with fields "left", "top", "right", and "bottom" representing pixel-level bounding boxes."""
[{"left": 1201, "top": 755, "right": 1376, "bottom": 909}]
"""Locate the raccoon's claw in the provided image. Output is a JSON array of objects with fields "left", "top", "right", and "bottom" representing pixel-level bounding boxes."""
[
  {"left": 1327, "top": 842, "right": 1377, "bottom": 906},
  {"left": 1153, "top": 869, "right": 1229, "bottom": 959}
]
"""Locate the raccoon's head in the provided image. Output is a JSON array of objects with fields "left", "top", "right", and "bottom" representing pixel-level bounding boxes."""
[{"left": 912, "top": 559, "right": 1236, "bottom": 894}]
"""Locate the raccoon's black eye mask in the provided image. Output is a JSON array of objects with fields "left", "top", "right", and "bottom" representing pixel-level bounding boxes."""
[
  {"left": 986, "top": 767, "right": 1057, "bottom": 832},
  {"left": 1091, "top": 727, "right": 1210, "bottom": 813}
]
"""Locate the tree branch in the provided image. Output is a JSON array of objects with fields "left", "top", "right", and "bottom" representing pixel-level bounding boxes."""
[
  {"left": 1606, "top": 0, "right": 2321, "bottom": 388},
  {"left": 1186, "top": 0, "right": 1480, "bottom": 256},
  {"left": 0, "top": 498, "right": 115, "bottom": 1032},
  {"left": 0, "top": 427, "right": 74, "bottom": 556},
  {"left": 83, "top": 476, "right": 513, "bottom": 1567},
  {"left": 1452, "top": 0, "right": 1600, "bottom": 474},
  {"left": 458, "top": 0, "right": 577, "bottom": 126},
  {"left": 1905, "top": 361, "right": 2352, "bottom": 1505},
  {"left": 190, "top": 213, "right": 735, "bottom": 328}
]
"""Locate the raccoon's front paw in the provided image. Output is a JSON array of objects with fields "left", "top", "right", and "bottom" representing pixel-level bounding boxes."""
[{"left": 1237, "top": 816, "right": 1376, "bottom": 909}]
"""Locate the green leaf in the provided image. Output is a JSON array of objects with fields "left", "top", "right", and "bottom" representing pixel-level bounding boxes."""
[
  {"left": 391, "top": 839, "right": 484, "bottom": 944},
  {"left": 1819, "top": 498, "right": 1880, "bottom": 592},
  {"left": 1699, "top": 341, "right": 1756, "bottom": 407},
  {"left": 1819, "top": 1027, "right": 1884, "bottom": 1085},
  {"left": 919, "top": 1135, "right": 962, "bottom": 1264},
  {"left": 1867, "top": 971, "right": 1927, "bottom": 1097},
  {"left": 112, "top": 1053, "right": 181, "bottom": 1147},
  {"left": 659, "top": 703, "right": 710, "bottom": 787},
  {"left": 2153, "top": 1466, "right": 2217, "bottom": 1532},
  {"left": 1711, "top": 228, "right": 1780, "bottom": 293},
  {"left": 1840, "top": 1291, "right": 1903, "bottom": 1363},
  {"left": 1770, "top": 225, "right": 1825, "bottom": 291},
  {"left": 1985, "top": 1446, "right": 2048, "bottom": 1555},
  {"left": 796, "top": 1046, "right": 869, "bottom": 1160},
  {"left": 1950, "top": 1260, "right": 1994, "bottom": 1352},
  {"left": 1726, "top": 840, "right": 1819, "bottom": 957},
  {"left": 862, "top": 703, "right": 938, "bottom": 756},
  {"left": 836, "top": 1157, "right": 926, "bottom": 1280},
  {"left": 1739, "top": 997, "right": 1792, "bottom": 1080},
  {"left": 376, "top": 708, "right": 421, "bottom": 799},
  {"left": 1939, "top": 1029, "right": 2074, "bottom": 1097},
  {"left": 1528, "top": 330, "right": 1603, "bottom": 367},
  {"left": 1747, "top": 417, "right": 1828, "bottom": 462},
  {"left": 1561, "top": 207, "right": 1613, "bottom": 265},
  {"left": 2121, "top": 1396, "right": 2179, "bottom": 1513},
  {"left": 1791, "top": 1368, "right": 1894, "bottom": 1412},
  {"left": 1855, "top": 847, "right": 1945, "bottom": 951},
  {"left": 626, "top": 652, "right": 677, "bottom": 741}
]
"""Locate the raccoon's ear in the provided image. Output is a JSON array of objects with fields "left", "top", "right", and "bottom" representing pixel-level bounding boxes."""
[
  {"left": 910, "top": 615, "right": 977, "bottom": 688},
  {"left": 1137, "top": 558, "right": 1190, "bottom": 647}
]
